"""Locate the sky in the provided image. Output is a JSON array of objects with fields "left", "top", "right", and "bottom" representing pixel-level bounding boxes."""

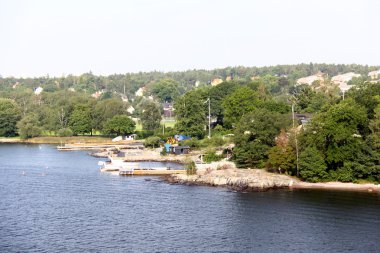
[{"left": 0, "top": 0, "right": 379, "bottom": 77}]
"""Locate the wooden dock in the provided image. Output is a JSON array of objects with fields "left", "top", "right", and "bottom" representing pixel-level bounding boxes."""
[{"left": 119, "top": 169, "right": 186, "bottom": 176}]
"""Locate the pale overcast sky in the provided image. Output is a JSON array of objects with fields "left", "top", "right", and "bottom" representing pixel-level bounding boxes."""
[{"left": 0, "top": 0, "right": 379, "bottom": 77}]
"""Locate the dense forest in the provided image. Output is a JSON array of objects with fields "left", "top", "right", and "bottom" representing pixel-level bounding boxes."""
[{"left": 1, "top": 63, "right": 380, "bottom": 183}]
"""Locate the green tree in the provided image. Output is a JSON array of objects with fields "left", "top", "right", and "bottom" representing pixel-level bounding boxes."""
[
  {"left": 103, "top": 115, "right": 135, "bottom": 136},
  {"left": 0, "top": 98, "right": 21, "bottom": 136},
  {"left": 141, "top": 101, "right": 162, "bottom": 131},
  {"left": 144, "top": 136, "right": 161, "bottom": 148},
  {"left": 300, "top": 98, "right": 373, "bottom": 182},
  {"left": 207, "top": 81, "right": 239, "bottom": 125},
  {"left": 222, "top": 87, "right": 258, "bottom": 128},
  {"left": 267, "top": 129, "right": 296, "bottom": 174},
  {"left": 69, "top": 104, "right": 92, "bottom": 135},
  {"left": 233, "top": 109, "right": 290, "bottom": 168},
  {"left": 150, "top": 79, "right": 182, "bottom": 102},
  {"left": 174, "top": 90, "right": 206, "bottom": 138},
  {"left": 92, "top": 98, "right": 128, "bottom": 131},
  {"left": 299, "top": 146, "right": 328, "bottom": 182},
  {"left": 306, "top": 99, "right": 366, "bottom": 169},
  {"left": 17, "top": 113, "right": 42, "bottom": 139}
]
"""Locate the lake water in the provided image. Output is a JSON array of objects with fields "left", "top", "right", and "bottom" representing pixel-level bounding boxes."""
[{"left": 1, "top": 144, "right": 380, "bottom": 252}]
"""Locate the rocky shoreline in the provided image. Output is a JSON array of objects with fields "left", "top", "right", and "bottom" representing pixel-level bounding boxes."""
[
  {"left": 167, "top": 167, "right": 296, "bottom": 192},
  {"left": 167, "top": 165, "right": 380, "bottom": 193}
]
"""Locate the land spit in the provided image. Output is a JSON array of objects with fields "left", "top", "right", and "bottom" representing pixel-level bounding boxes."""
[
  {"left": 167, "top": 162, "right": 380, "bottom": 193},
  {"left": 168, "top": 167, "right": 295, "bottom": 192}
]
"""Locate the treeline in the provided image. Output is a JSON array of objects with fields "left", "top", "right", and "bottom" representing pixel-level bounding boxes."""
[
  {"left": 172, "top": 78, "right": 380, "bottom": 183},
  {"left": 0, "top": 89, "right": 163, "bottom": 138},
  {"left": 2, "top": 63, "right": 380, "bottom": 183},
  {"left": 1, "top": 63, "right": 378, "bottom": 99}
]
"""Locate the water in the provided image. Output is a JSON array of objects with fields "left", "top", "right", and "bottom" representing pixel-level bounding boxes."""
[{"left": 1, "top": 144, "right": 380, "bottom": 253}]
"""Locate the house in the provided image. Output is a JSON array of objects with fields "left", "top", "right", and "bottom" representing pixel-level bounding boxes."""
[
  {"left": 169, "top": 146, "right": 190, "bottom": 155},
  {"left": 121, "top": 94, "right": 129, "bottom": 102},
  {"left": 295, "top": 113, "right": 312, "bottom": 126},
  {"left": 163, "top": 102, "right": 175, "bottom": 117},
  {"left": 127, "top": 106, "right": 135, "bottom": 114},
  {"left": 368, "top": 70, "right": 380, "bottom": 80},
  {"left": 112, "top": 134, "right": 137, "bottom": 142},
  {"left": 91, "top": 90, "right": 103, "bottom": 99},
  {"left": 34, "top": 86, "right": 43, "bottom": 95},
  {"left": 331, "top": 72, "right": 360, "bottom": 92},
  {"left": 296, "top": 72, "right": 325, "bottom": 86},
  {"left": 12, "top": 82, "right": 20, "bottom": 89},
  {"left": 135, "top": 87, "right": 145, "bottom": 97},
  {"left": 211, "top": 78, "right": 223, "bottom": 86}
]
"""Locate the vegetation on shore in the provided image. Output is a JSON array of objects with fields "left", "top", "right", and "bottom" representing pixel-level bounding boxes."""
[{"left": 1, "top": 63, "right": 380, "bottom": 183}]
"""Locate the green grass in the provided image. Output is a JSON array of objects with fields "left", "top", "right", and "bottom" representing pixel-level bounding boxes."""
[{"left": 161, "top": 118, "right": 176, "bottom": 128}]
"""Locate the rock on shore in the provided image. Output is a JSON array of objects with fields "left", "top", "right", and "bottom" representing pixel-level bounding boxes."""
[{"left": 169, "top": 167, "right": 296, "bottom": 192}]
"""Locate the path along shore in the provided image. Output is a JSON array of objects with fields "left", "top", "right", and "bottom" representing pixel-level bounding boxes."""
[{"left": 168, "top": 161, "right": 380, "bottom": 193}]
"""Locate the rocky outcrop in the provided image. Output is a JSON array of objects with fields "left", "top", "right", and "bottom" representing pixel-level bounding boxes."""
[{"left": 169, "top": 168, "right": 296, "bottom": 192}]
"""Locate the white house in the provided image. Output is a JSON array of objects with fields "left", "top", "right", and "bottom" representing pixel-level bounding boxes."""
[
  {"left": 34, "top": 87, "right": 43, "bottom": 95},
  {"left": 127, "top": 106, "right": 135, "bottom": 114},
  {"left": 296, "top": 72, "right": 325, "bottom": 86},
  {"left": 135, "top": 87, "right": 145, "bottom": 97},
  {"left": 368, "top": 70, "right": 380, "bottom": 80},
  {"left": 331, "top": 72, "right": 361, "bottom": 92}
]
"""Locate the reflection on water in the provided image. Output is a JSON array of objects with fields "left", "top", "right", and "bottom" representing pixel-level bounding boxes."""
[{"left": 0, "top": 144, "right": 380, "bottom": 252}]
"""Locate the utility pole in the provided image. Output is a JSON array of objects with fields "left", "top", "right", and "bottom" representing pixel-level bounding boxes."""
[
  {"left": 204, "top": 98, "right": 211, "bottom": 139},
  {"left": 292, "top": 102, "right": 300, "bottom": 177},
  {"left": 209, "top": 98, "right": 211, "bottom": 139}
]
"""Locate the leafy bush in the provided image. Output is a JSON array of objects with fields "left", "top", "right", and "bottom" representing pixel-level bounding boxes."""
[
  {"left": 136, "top": 130, "right": 154, "bottom": 139},
  {"left": 17, "top": 114, "right": 42, "bottom": 139},
  {"left": 185, "top": 160, "right": 197, "bottom": 175},
  {"left": 144, "top": 136, "right": 161, "bottom": 148},
  {"left": 160, "top": 147, "right": 167, "bottom": 156},
  {"left": 200, "top": 136, "right": 226, "bottom": 148},
  {"left": 57, "top": 128, "right": 73, "bottom": 137},
  {"left": 103, "top": 115, "right": 135, "bottom": 136},
  {"left": 203, "top": 151, "right": 223, "bottom": 163},
  {"left": 180, "top": 138, "right": 201, "bottom": 149}
]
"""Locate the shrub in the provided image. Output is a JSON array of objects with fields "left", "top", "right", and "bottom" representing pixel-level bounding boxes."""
[
  {"left": 160, "top": 147, "right": 167, "bottom": 156},
  {"left": 203, "top": 151, "right": 223, "bottom": 163},
  {"left": 185, "top": 160, "right": 197, "bottom": 175},
  {"left": 136, "top": 130, "right": 154, "bottom": 139},
  {"left": 180, "top": 138, "right": 201, "bottom": 149},
  {"left": 57, "top": 128, "right": 73, "bottom": 137},
  {"left": 144, "top": 136, "right": 161, "bottom": 148}
]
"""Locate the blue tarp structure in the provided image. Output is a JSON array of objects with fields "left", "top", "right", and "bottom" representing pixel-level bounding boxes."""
[
  {"left": 174, "top": 134, "right": 191, "bottom": 141},
  {"left": 164, "top": 143, "right": 172, "bottom": 152}
]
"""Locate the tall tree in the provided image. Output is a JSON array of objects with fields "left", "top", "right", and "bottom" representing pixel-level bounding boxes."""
[
  {"left": 141, "top": 101, "right": 162, "bottom": 131},
  {"left": 222, "top": 86, "right": 258, "bottom": 128},
  {"left": 174, "top": 90, "right": 206, "bottom": 138},
  {"left": 150, "top": 79, "right": 182, "bottom": 102},
  {"left": 69, "top": 104, "right": 92, "bottom": 135},
  {"left": 17, "top": 113, "right": 42, "bottom": 139},
  {"left": 0, "top": 98, "right": 21, "bottom": 136},
  {"left": 267, "top": 129, "right": 296, "bottom": 174},
  {"left": 233, "top": 108, "right": 290, "bottom": 168},
  {"left": 103, "top": 115, "right": 135, "bottom": 136}
]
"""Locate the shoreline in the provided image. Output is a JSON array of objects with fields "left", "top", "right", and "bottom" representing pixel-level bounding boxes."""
[
  {"left": 0, "top": 136, "right": 113, "bottom": 144},
  {"left": 2, "top": 139, "right": 379, "bottom": 193},
  {"left": 167, "top": 166, "right": 380, "bottom": 194},
  {"left": 291, "top": 181, "right": 380, "bottom": 193}
]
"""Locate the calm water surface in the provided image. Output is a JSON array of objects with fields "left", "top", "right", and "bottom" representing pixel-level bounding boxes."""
[{"left": 1, "top": 144, "right": 380, "bottom": 252}]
